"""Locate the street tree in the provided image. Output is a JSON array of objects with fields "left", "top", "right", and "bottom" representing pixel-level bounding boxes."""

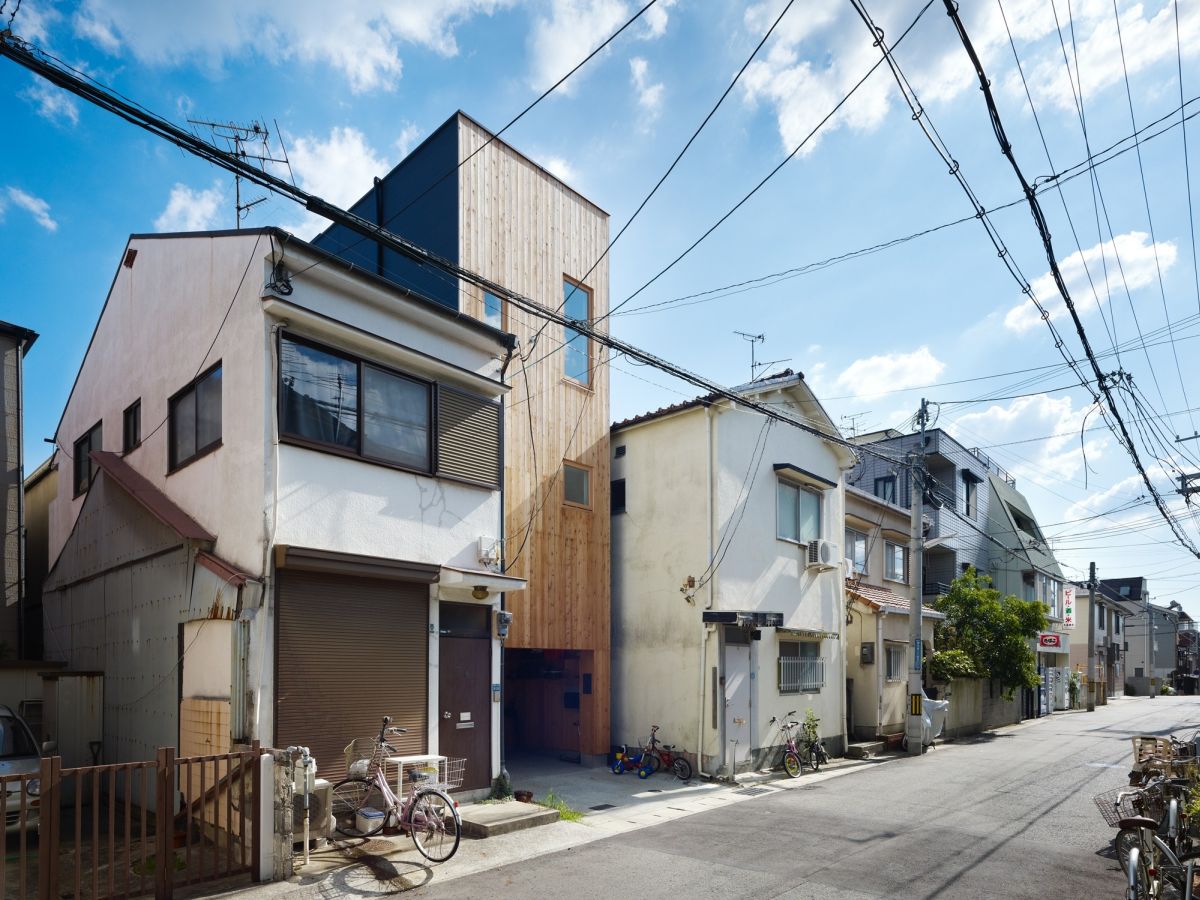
[{"left": 931, "top": 567, "right": 1048, "bottom": 698}]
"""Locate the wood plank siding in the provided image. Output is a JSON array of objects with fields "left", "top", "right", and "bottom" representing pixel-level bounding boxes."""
[{"left": 457, "top": 115, "right": 612, "bottom": 755}]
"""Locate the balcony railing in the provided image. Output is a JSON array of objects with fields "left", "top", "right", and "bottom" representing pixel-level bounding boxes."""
[{"left": 779, "top": 656, "right": 825, "bottom": 693}]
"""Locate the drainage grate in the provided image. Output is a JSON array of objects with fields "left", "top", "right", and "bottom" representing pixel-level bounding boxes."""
[
  {"left": 645, "top": 789, "right": 664, "bottom": 793},
  {"left": 733, "top": 787, "right": 771, "bottom": 797},
  {"left": 589, "top": 803, "right": 616, "bottom": 811}
]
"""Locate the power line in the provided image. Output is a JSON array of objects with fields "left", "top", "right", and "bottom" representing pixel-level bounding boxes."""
[
  {"left": 0, "top": 31, "right": 922, "bottom": 472},
  {"left": 290, "top": 0, "right": 662, "bottom": 281},
  {"left": 938, "top": 0, "right": 1200, "bottom": 561},
  {"left": 1176, "top": 0, "right": 1200, "bottom": 320},
  {"left": 525, "top": 0, "right": 798, "bottom": 351}
]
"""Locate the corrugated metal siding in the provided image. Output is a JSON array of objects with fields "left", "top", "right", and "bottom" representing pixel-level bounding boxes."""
[
  {"left": 275, "top": 570, "right": 428, "bottom": 780},
  {"left": 436, "top": 386, "right": 500, "bottom": 487}
]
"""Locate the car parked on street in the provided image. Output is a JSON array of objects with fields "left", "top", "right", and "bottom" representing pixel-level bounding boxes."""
[{"left": 0, "top": 705, "right": 43, "bottom": 834}]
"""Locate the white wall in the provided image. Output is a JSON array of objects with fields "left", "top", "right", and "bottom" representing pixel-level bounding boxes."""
[{"left": 612, "top": 383, "right": 852, "bottom": 771}]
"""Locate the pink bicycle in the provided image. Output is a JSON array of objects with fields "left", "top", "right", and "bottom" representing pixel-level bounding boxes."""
[{"left": 330, "top": 716, "right": 463, "bottom": 862}]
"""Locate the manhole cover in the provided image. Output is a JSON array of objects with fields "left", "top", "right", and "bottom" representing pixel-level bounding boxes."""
[
  {"left": 589, "top": 803, "right": 616, "bottom": 811},
  {"left": 340, "top": 838, "right": 394, "bottom": 856},
  {"left": 733, "top": 787, "right": 770, "bottom": 797}
]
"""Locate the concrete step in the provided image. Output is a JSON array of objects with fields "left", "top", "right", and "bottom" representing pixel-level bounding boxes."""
[
  {"left": 845, "top": 741, "right": 886, "bottom": 759},
  {"left": 459, "top": 799, "right": 561, "bottom": 838}
]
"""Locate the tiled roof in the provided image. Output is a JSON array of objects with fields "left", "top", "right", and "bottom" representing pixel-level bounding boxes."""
[
  {"left": 612, "top": 369, "right": 801, "bottom": 430},
  {"left": 91, "top": 451, "right": 215, "bottom": 542},
  {"left": 846, "top": 578, "right": 946, "bottom": 619}
]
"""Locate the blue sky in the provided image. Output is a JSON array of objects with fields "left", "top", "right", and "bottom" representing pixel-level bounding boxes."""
[{"left": 4, "top": 0, "right": 1200, "bottom": 614}]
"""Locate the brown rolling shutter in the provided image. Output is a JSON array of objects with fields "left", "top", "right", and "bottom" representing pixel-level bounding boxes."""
[
  {"left": 436, "top": 386, "right": 501, "bottom": 487},
  {"left": 276, "top": 570, "right": 428, "bottom": 780}
]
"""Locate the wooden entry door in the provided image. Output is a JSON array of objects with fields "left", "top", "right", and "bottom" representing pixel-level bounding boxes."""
[{"left": 439, "top": 604, "right": 492, "bottom": 791}]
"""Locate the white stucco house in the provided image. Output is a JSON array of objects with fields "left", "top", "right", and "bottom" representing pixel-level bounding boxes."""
[
  {"left": 41, "top": 227, "right": 522, "bottom": 792},
  {"left": 610, "top": 370, "right": 855, "bottom": 775}
]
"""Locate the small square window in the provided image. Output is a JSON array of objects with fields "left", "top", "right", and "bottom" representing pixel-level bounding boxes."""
[
  {"left": 122, "top": 400, "right": 141, "bottom": 453},
  {"left": 614, "top": 445, "right": 626, "bottom": 458},
  {"left": 72, "top": 421, "right": 103, "bottom": 496},
  {"left": 885, "top": 645, "right": 905, "bottom": 681},
  {"left": 777, "top": 481, "right": 821, "bottom": 544},
  {"left": 564, "top": 462, "right": 590, "bottom": 507}
]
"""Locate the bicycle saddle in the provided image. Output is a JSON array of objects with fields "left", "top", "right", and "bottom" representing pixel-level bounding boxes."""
[{"left": 1119, "top": 816, "right": 1162, "bottom": 830}]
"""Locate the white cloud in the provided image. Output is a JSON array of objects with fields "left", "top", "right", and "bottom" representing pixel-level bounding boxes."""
[
  {"left": 641, "top": 0, "right": 677, "bottom": 39},
  {"left": 735, "top": 0, "right": 1140, "bottom": 155},
  {"left": 527, "top": 0, "right": 633, "bottom": 93},
  {"left": 10, "top": 1, "right": 59, "bottom": 44},
  {"left": 541, "top": 155, "right": 578, "bottom": 185},
  {"left": 394, "top": 122, "right": 423, "bottom": 159},
  {"left": 1010, "top": 1, "right": 1200, "bottom": 113},
  {"left": 1003, "top": 231, "right": 1177, "bottom": 333},
  {"left": 833, "top": 347, "right": 944, "bottom": 401},
  {"left": 949, "top": 393, "right": 1107, "bottom": 484},
  {"left": 277, "top": 126, "right": 390, "bottom": 238},
  {"left": 72, "top": 0, "right": 510, "bottom": 93},
  {"left": 629, "top": 56, "right": 664, "bottom": 125},
  {"left": 21, "top": 81, "right": 80, "bottom": 126},
  {"left": 5, "top": 187, "right": 58, "bottom": 232},
  {"left": 154, "top": 182, "right": 226, "bottom": 232}
]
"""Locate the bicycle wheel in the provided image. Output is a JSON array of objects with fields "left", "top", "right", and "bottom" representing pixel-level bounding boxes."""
[
  {"left": 331, "top": 777, "right": 388, "bottom": 838},
  {"left": 646, "top": 750, "right": 663, "bottom": 773},
  {"left": 1116, "top": 828, "right": 1140, "bottom": 871},
  {"left": 671, "top": 757, "right": 693, "bottom": 781},
  {"left": 805, "top": 745, "right": 823, "bottom": 772},
  {"left": 783, "top": 751, "right": 803, "bottom": 779},
  {"left": 408, "top": 788, "right": 461, "bottom": 863}
]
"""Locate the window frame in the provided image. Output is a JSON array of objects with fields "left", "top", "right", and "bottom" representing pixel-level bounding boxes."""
[
  {"left": 884, "top": 541, "right": 907, "bottom": 583},
  {"left": 963, "top": 472, "right": 977, "bottom": 519},
  {"left": 122, "top": 400, "right": 141, "bottom": 454},
  {"left": 776, "top": 479, "right": 823, "bottom": 545},
  {"left": 885, "top": 644, "right": 905, "bottom": 682},
  {"left": 563, "top": 460, "right": 592, "bottom": 510},
  {"left": 482, "top": 290, "right": 504, "bottom": 331},
  {"left": 168, "top": 361, "right": 223, "bottom": 473},
  {"left": 562, "top": 275, "right": 593, "bottom": 388},
  {"left": 277, "top": 332, "right": 439, "bottom": 478},
  {"left": 610, "top": 477, "right": 626, "bottom": 515},
  {"left": 72, "top": 420, "right": 103, "bottom": 497},
  {"left": 874, "top": 476, "right": 897, "bottom": 504},
  {"left": 845, "top": 527, "right": 868, "bottom": 575},
  {"left": 778, "top": 639, "right": 824, "bottom": 693}
]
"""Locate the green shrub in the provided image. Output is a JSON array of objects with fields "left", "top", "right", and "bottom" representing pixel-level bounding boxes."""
[{"left": 928, "top": 649, "right": 982, "bottom": 682}]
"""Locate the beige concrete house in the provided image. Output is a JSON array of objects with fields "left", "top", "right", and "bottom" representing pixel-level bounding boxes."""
[{"left": 843, "top": 484, "right": 941, "bottom": 742}]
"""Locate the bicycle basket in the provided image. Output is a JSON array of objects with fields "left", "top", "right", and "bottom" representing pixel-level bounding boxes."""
[
  {"left": 344, "top": 738, "right": 381, "bottom": 777},
  {"left": 438, "top": 758, "right": 467, "bottom": 790},
  {"left": 1094, "top": 788, "right": 1150, "bottom": 828}
]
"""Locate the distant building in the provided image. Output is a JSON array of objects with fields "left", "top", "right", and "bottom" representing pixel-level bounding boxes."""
[
  {"left": 1105, "top": 577, "right": 1177, "bottom": 695},
  {"left": 0, "top": 321, "right": 38, "bottom": 658},
  {"left": 1066, "top": 581, "right": 1127, "bottom": 702}
]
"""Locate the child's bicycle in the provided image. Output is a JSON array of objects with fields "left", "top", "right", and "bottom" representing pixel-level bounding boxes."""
[
  {"left": 642, "top": 725, "right": 693, "bottom": 781},
  {"left": 611, "top": 739, "right": 654, "bottom": 778},
  {"left": 331, "top": 716, "right": 463, "bottom": 862}
]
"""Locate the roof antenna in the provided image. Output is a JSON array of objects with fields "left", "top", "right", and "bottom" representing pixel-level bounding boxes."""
[
  {"left": 734, "top": 330, "right": 789, "bottom": 382},
  {"left": 187, "top": 117, "right": 295, "bottom": 228}
]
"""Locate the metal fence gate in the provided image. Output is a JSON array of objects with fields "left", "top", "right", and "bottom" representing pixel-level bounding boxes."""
[{"left": 0, "top": 745, "right": 263, "bottom": 899}]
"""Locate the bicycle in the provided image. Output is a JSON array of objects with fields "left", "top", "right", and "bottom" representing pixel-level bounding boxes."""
[
  {"left": 768, "top": 712, "right": 805, "bottom": 778},
  {"left": 330, "top": 716, "right": 463, "bottom": 863},
  {"left": 642, "top": 725, "right": 693, "bottom": 781},
  {"left": 1110, "top": 780, "right": 1200, "bottom": 899}
]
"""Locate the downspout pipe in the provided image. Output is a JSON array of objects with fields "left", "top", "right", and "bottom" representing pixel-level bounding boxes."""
[{"left": 696, "top": 403, "right": 717, "bottom": 778}]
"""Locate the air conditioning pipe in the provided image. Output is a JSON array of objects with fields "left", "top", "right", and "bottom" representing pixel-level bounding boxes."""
[{"left": 286, "top": 746, "right": 316, "bottom": 867}]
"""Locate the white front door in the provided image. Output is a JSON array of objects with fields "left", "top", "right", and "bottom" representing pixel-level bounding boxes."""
[{"left": 724, "top": 640, "right": 751, "bottom": 772}]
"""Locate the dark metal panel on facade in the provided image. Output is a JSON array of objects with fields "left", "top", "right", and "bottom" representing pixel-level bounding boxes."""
[
  {"left": 436, "top": 386, "right": 501, "bottom": 487},
  {"left": 276, "top": 570, "right": 428, "bottom": 780}
]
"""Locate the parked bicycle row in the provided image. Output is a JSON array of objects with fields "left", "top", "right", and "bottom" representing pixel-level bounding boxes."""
[{"left": 1094, "top": 727, "right": 1200, "bottom": 899}]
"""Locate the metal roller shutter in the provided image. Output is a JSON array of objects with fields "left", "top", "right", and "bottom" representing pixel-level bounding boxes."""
[
  {"left": 436, "top": 386, "right": 501, "bottom": 487},
  {"left": 276, "top": 570, "right": 428, "bottom": 780}
]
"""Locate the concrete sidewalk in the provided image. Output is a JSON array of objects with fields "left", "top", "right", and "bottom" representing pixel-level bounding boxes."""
[{"left": 199, "top": 748, "right": 910, "bottom": 899}]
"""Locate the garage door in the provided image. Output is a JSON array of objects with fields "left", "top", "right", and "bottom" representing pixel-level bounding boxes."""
[{"left": 276, "top": 570, "right": 428, "bottom": 780}]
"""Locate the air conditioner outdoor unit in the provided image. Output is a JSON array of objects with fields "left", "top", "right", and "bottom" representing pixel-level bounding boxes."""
[
  {"left": 806, "top": 539, "right": 839, "bottom": 570},
  {"left": 293, "top": 778, "right": 335, "bottom": 842}
]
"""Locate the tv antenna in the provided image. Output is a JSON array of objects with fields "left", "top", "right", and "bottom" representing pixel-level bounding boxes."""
[
  {"left": 187, "top": 118, "right": 295, "bottom": 228},
  {"left": 840, "top": 412, "right": 871, "bottom": 437},
  {"left": 734, "top": 330, "right": 788, "bottom": 382}
]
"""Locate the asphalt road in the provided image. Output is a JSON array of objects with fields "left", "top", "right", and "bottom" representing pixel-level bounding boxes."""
[{"left": 413, "top": 696, "right": 1200, "bottom": 900}]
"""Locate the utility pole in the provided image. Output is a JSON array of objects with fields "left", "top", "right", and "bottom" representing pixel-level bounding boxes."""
[
  {"left": 1086, "top": 562, "right": 1097, "bottom": 712},
  {"left": 1148, "top": 589, "right": 1155, "bottom": 700},
  {"left": 907, "top": 399, "right": 929, "bottom": 756}
]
